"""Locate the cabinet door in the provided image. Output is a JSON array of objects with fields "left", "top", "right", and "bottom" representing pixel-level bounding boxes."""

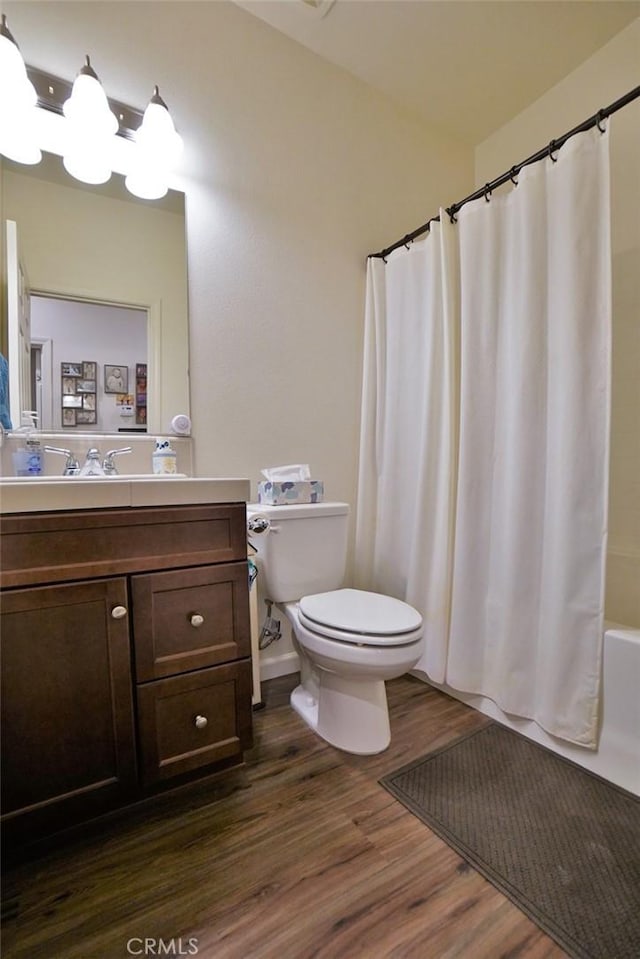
[
  {"left": 131, "top": 562, "right": 250, "bottom": 681},
  {"left": 136, "top": 661, "right": 253, "bottom": 784},
  {"left": 1, "top": 579, "right": 137, "bottom": 834}
]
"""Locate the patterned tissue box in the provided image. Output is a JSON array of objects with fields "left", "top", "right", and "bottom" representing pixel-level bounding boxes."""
[{"left": 257, "top": 480, "right": 324, "bottom": 505}]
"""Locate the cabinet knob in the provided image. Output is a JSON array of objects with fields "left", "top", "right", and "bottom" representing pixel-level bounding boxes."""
[
  {"left": 190, "top": 613, "right": 205, "bottom": 628},
  {"left": 194, "top": 714, "right": 208, "bottom": 730},
  {"left": 111, "top": 605, "right": 128, "bottom": 619}
]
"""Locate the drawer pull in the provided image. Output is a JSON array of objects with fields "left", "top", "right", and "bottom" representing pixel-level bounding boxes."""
[
  {"left": 190, "top": 613, "right": 205, "bottom": 628},
  {"left": 111, "top": 605, "right": 128, "bottom": 619},
  {"left": 194, "top": 714, "right": 208, "bottom": 730}
]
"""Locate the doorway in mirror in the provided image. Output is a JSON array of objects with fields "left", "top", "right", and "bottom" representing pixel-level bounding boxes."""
[{"left": 32, "top": 294, "right": 147, "bottom": 433}]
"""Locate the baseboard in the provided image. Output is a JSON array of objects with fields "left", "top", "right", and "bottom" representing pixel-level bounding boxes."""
[{"left": 259, "top": 649, "right": 300, "bottom": 681}]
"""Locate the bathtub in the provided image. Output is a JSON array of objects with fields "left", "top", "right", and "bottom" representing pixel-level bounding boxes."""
[{"left": 415, "top": 622, "right": 640, "bottom": 796}]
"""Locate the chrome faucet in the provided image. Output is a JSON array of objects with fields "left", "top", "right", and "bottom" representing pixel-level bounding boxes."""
[
  {"left": 43, "top": 446, "right": 133, "bottom": 477},
  {"left": 44, "top": 446, "right": 81, "bottom": 476},
  {"left": 103, "top": 447, "right": 132, "bottom": 475},
  {"left": 79, "top": 447, "right": 105, "bottom": 477}
]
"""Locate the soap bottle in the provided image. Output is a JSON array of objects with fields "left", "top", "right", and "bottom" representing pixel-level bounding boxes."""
[
  {"left": 13, "top": 411, "right": 43, "bottom": 476},
  {"left": 152, "top": 438, "right": 177, "bottom": 475}
]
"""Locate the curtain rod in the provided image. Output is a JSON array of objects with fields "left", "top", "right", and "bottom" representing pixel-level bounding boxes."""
[{"left": 369, "top": 84, "right": 640, "bottom": 261}]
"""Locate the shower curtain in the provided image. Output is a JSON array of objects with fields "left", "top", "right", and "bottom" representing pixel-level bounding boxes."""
[
  {"left": 355, "top": 217, "right": 458, "bottom": 682},
  {"left": 356, "top": 127, "right": 611, "bottom": 746}
]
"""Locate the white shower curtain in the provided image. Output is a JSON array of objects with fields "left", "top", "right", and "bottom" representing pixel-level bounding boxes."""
[
  {"left": 355, "top": 216, "right": 458, "bottom": 682},
  {"left": 356, "top": 127, "right": 611, "bottom": 746},
  {"left": 447, "top": 128, "right": 611, "bottom": 747}
]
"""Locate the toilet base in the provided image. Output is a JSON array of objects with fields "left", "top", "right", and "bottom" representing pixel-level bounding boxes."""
[{"left": 290, "top": 671, "right": 391, "bottom": 755}]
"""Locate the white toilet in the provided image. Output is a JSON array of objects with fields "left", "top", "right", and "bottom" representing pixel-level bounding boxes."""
[{"left": 247, "top": 501, "right": 423, "bottom": 755}]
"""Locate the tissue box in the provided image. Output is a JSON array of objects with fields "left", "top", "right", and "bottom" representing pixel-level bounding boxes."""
[{"left": 257, "top": 480, "right": 324, "bottom": 505}]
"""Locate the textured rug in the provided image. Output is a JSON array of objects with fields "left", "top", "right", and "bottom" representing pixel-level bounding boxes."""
[{"left": 381, "top": 723, "right": 640, "bottom": 959}]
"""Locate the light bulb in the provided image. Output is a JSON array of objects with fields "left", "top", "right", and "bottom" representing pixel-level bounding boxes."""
[
  {"left": 63, "top": 68, "right": 118, "bottom": 135},
  {"left": 0, "top": 16, "right": 41, "bottom": 164},
  {"left": 124, "top": 168, "right": 170, "bottom": 200},
  {"left": 136, "top": 97, "right": 183, "bottom": 163},
  {"left": 63, "top": 147, "right": 112, "bottom": 185},
  {"left": 62, "top": 56, "right": 117, "bottom": 184},
  {"left": 125, "top": 87, "right": 182, "bottom": 200}
]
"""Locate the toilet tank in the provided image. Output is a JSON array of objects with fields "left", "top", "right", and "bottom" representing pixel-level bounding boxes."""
[{"left": 247, "top": 501, "right": 350, "bottom": 602}]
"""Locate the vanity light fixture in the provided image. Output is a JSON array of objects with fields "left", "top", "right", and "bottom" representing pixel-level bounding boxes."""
[
  {"left": 0, "top": 14, "right": 41, "bottom": 165},
  {"left": 0, "top": 16, "right": 183, "bottom": 194},
  {"left": 62, "top": 56, "right": 118, "bottom": 185},
  {"left": 125, "top": 86, "right": 184, "bottom": 200}
]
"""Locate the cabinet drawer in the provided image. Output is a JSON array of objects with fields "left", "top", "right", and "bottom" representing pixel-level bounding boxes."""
[
  {"left": 132, "top": 562, "right": 250, "bottom": 681},
  {"left": 1, "top": 505, "right": 247, "bottom": 588},
  {"left": 136, "top": 661, "right": 253, "bottom": 784}
]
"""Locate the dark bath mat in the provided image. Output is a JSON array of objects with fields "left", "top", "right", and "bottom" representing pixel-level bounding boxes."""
[{"left": 380, "top": 722, "right": 640, "bottom": 959}]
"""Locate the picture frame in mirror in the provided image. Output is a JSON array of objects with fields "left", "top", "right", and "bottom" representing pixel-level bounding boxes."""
[
  {"left": 76, "top": 409, "right": 97, "bottom": 425},
  {"left": 105, "top": 365, "right": 128, "bottom": 394}
]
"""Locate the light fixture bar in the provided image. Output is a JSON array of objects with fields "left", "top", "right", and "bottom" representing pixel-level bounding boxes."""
[{"left": 27, "top": 65, "right": 143, "bottom": 140}]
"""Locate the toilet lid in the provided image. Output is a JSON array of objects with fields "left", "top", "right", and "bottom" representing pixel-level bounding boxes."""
[{"left": 298, "top": 589, "right": 423, "bottom": 646}]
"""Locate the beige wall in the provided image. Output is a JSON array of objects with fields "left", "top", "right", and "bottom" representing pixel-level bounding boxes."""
[
  {"left": 475, "top": 20, "right": 640, "bottom": 626},
  {"left": 4, "top": 0, "right": 472, "bottom": 533}
]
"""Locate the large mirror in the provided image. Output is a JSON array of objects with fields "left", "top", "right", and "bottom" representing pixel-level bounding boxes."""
[{"left": 0, "top": 152, "right": 190, "bottom": 435}]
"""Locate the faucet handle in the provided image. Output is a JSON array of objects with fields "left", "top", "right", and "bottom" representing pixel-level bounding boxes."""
[
  {"left": 103, "top": 446, "right": 132, "bottom": 475},
  {"left": 44, "top": 446, "right": 81, "bottom": 476}
]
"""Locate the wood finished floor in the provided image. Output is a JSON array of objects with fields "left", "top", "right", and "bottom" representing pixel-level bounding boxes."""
[{"left": 1, "top": 675, "right": 568, "bottom": 959}]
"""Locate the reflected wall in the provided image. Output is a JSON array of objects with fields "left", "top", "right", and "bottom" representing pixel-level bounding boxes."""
[{"left": 1, "top": 153, "right": 190, "bottom": 435}]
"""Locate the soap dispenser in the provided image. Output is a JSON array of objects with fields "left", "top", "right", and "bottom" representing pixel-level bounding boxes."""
[
  {"left": 152, "top": 438, "right": 177, "bottom": 474},
  {"left": 12, "top": 411, "right": 43, "bottom": 476}
]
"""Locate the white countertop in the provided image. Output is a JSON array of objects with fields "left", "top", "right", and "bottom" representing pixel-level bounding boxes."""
[{"left": 0, "top": 476, "right": 251, "bottom": 513}]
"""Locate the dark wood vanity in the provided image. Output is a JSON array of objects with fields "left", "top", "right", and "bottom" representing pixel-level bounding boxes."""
[{"left": 0, "top": 502, "right": 253, "bottom": 849}]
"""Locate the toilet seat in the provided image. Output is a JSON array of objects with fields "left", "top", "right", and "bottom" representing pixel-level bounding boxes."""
[{"left": 298, "top": 588, "right": 423, "bottom": 647}]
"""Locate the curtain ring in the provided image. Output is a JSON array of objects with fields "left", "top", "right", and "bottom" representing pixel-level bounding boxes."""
[
  {"left": 484, "top": 183, "right": 492, "bottom": 203},
  {"left": 548, "top": 139, "right": 558, "bottom": 162},
  {"left": 447, "top": 207, "right": 457, "bottom": 224},
  {"left": 382, "top": 255, "right": 388, "bottom": 264},
  {"left": 596, "top": 110, "right": 607, "bottom": 134},
  {"left": 510, "top": 166, "right": 519, "bottom": 186}
]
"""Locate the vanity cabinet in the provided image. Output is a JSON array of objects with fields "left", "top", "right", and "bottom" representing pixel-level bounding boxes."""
[{"left": 0, "top": 503, "right": 252, "bottom": 846}]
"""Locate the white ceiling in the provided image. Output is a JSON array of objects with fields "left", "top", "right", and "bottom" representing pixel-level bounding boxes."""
[{"left": 234, "top": 1, "right": 640, "bottom": 144}]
